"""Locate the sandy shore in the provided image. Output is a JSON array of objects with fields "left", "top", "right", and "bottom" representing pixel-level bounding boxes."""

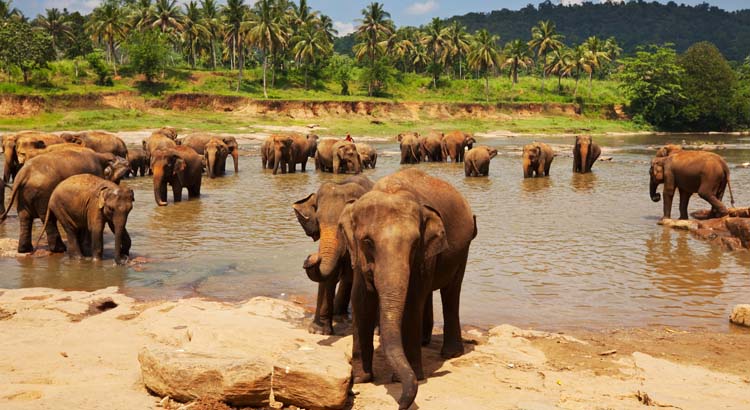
[{"left": 0, "top": 287, "right": 748, "bottom": 410}]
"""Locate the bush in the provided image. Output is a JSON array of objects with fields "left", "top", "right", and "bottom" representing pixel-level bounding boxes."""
[
  {"left": 86, "top": 52, "right": 113, "bottom": 86},
  {"left": 124, "top": 30, "right": 172, "bottom": 83}
]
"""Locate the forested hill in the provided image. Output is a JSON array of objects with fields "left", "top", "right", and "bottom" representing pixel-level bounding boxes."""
[{"left": 334, "top": 1, "right": 750, "bottom": 61}]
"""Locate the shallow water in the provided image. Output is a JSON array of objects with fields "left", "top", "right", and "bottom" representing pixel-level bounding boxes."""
[{"left": 1, "top": 133, "right": 749, "bottom": 331}]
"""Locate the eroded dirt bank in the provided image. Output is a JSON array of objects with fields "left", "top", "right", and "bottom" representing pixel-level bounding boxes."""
[
  {"left": 0, "top": 287, "right": 747, "bottom": 410},
  {"left": 0, "top": 92, "right": 622, "bottom": 120}
]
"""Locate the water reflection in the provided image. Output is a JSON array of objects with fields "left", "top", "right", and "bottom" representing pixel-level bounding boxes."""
[
  {"left": 570, "top": 172, "right": 598, "bottom": 193},
  {"left": 520, "top": 176, "right": 552, "bottom": 195}
]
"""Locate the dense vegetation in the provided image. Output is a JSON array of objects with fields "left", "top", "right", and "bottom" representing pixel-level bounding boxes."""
[{"left": 0, "top": 0, "right": 748, "bottom": 132}]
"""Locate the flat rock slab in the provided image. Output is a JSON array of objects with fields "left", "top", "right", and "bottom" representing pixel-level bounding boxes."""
[
  {"left": 730, "top": 305, "right": 750, "bottom": 327},
  {"left": 273, "top": 346, "right": 351, "bottom": 409},
  {"left": 661, "top": 213, "right": 750, "bottom": 251},
  {"left": 139, "top": 345, "right": 272, "bottom": 407}
]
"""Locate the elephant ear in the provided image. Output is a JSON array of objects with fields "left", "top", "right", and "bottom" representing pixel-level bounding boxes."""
[
  {"left": 292, "top": 193, "right": 320, "bottom": 241},
  {"left": 397, "top": 133, "right": 404, "bottom": 142},
  {"left": 422, "top": 204, "right": 448, "bottom": 259},
  {"left": 97, "top": 188, "right": 110, "bottom": 209},
  {"left": 172, "top": 156, "right": 186, "bottom": 176},
  {"left": 33, "top": 140, "right": 46, "bottom": 149},
  {"left": 339, "top": 201, "right": 370, "bottom": 280}
]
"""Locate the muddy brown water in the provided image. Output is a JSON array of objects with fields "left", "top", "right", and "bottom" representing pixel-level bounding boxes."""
[{"left": 1, "top": 133, "right": 749, "bottom": 331}]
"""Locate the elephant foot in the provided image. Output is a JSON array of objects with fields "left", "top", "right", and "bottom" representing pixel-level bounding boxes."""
[
  {"left": 50, "top": 243, "right": 67, "bottom": 253},
  {"left": 308, "top": 320, "right": 333, "bottom": 335},
  {"left": 440, "top": 342, "right": 465, "bottom": 359},
  {"left": 17, "top": 242, "right": 33, "bottom": 254},
  {"left": 353, "top": 371, "right": 373, "bottom": 384},
  {"left": 421, "top": 333, "right": 432, "bottom": 346},
  {"left": 333, "top": 313, "right": 350, "bottom": 323}
]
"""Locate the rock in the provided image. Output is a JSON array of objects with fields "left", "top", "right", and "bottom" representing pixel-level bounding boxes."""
[
  {"left": 0, "top": 238, "right": 19, "bottom": 257},
  {"left": 730, "top": 305, "right": 750, "bottom": 327},
  {"left": 725, "top": 218, "right": 750, "bottom": 249},
  {"left": 240, "top": 297, "right": 306, "bottom": 321},
  {"left": 139, "top": 345, "right": 272, "bottom": 407},
  {"left": 659, "top": 218, "right": 698, "bottom": 231},
  {"left": 272, "top": 346, "right": 351, "bottom": 409},
  {"left": 735, "top": 162, "right": 750, "bottom": 169}
]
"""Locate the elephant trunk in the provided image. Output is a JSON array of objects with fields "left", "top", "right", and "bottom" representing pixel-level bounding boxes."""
[
  {"left": 579, "top": 144, "right": 590, "bottom": 172},
  {"left": 0, "top": 177, "right": 5, "bottom": 215},
  {"left": 522, "top": 156, "right": 531, "bottom": 178},
  {"left": 650, "top": 176, "right": 661, "bottom": 202},
  {"left": 153, "top": 169, "right": 168, "bottom": 206},
  {"left": 113, "top": 215, "right": 128, "bottom": 265},
  {"left": 273, "top": 150, "right": 283, "bottom": 175},
  {"left": 318, "top": 224, "right": 341, "bottom": 278},
  {"left": 232, "top": 149, "right": 239, "bottom": 173},
  {"left": 207, "top": 152, "right": 215, "bottom": 178},
  {"left": 376, "top": 267, "right": 418, "bottom": 410}
]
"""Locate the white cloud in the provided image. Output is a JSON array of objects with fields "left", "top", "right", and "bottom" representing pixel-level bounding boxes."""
[
  {"left": 333, "top": 21, "right": 355, "bottom": 37},
  {"left": 406, "top": 1, "right": 439, "bottom": 15}
]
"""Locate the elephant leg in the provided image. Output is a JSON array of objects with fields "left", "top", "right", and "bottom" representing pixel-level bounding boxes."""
[
  {"left": 351, "top": 274, "right": 377, "bottom": 384},
  {"left": 17, "top": 209, "right": 34, "bottom": 253},
  {"left": 61, "top": 223, "right": 83, "bottom": 259},
  {"left": 309, "top": 278, "right": 336, "bottom": 335},
  {"left": 79, "top": 229, "right": 92, "bottom": 257},
  {"left": 301, "top": 160, "right": 307, "bottom": 172},
  {"left": 662, "top": 187, "right": 675, "bottom": 219},
  {"left": 109, "top": 221, "right": 132, "bottom": 256},
  {"left": 400, "top": 150, "right": 408, "bottom": 165},
  {"left": 537, "top": 161, "right": 545, "bottom": 177},
  {"left": 44, "top": 212, "right": 66, "bottom": 253},
  {"left": 188, "top": 184, "right": 201, "bottom": 199},
  {"left": 699, "top": 189, "right": 728, "bottom": 217},
  {"left": 172, "top": 180, "right": 183, "bottom": 203},
  {"left": 440, "top": 255, "right": 467, "bottom": 359},
  {"left": 678, "top": 188, "right": 691, "bottom": 220},
  {"left": 91, "top": 222, "right": 105, "bottom": 260},
  {"left": 544, "top": 159, "right": 552, "bottom": 176},
  {"left": 333, "top": 264, "right": 353, "bottom": 320},
  {"left": 332, "top": 157, "right": 341, "bottom": 174},
  {"left": 422, "top": 294, "right": 433, "bottom": 346}
]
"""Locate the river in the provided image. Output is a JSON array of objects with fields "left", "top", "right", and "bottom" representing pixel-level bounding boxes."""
[{"left": 1, "top": 132, "right": 749, "bottom": 331}]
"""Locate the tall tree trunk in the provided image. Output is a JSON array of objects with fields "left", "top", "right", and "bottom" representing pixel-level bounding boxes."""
[
  {"left": 231, "top": 36, "right": 236, "bottom": 70},
  {"left": 540, "top": 51, "right": 546, "bottom": 94},
  {"left": 211, "top": 37, "right": 217, "bottom": 69},
  {"left": 588, "top": 70, "right": 593, "bottom": 96},
  {"left": 262, "top": 53, "right": 268, "bottom": 98},
  {"left": 574, "top": 74, "right": 580, "bottom": 98},
  {"left": 485, "top": 74, "right": 489, "bottom": 103},
  {"left": 236, "top": 35, "right": 243, "bottom": 92},
  {"left": 459, "top": 54, "right": 463, "bottom": 79},
  {"left": 110, "top": 40, "right": 118, "bottom": 76},
  {"left": 304, "top": 66, "right": 308, "bottom": 90}
]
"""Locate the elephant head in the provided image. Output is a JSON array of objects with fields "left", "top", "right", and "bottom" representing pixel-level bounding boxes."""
[
  {"left": 61, "top": 132, "right": 85, "bottom": 145},
  {"left": 306, "top": 134, "right": 319, "bottom": 158},
  {"left": 272, "top": 135, "right": 293, "bottom": 175},
  {"left": 221, "top": 136, "right": 240, "bottom": 173},
  {"left": 205, "top": 138, "right": 229, "bottom": 178},
  {"left": 339, "top": 193, "right": 448, "bottom": 410},
  {"left": 522, "top": 144, "right": 541, "bottom": 176},
  {"left": 486, "top": 147, "right": 498, "bottom": 159},
  {"left": 103, "top": 155, "right": 131, "bottom": 184},
  {"left": 151, "top": 149, "right": 185, "bottom": 206},
  {"left": 464, "top": 135, "right": 476, "bottom": 150},
  {"left": 655, "top": 144, "right": 683, "bottom": 157},
  {"left": 2, "top": 133, "right": 18, "bottom": 183},
  {"left": 336, "top": 141, "right": 362, "bottom": 174},
  {"left": 156, "top": 127, "right": 178, "bottom": 140},
  {"left": 650, "top": 157, "right": 666, "bottom": 203},
  {"left": 98, "top": 186, "right": 135, "bottom": 265}
]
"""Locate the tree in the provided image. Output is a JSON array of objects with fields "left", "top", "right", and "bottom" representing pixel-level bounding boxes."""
[
  {"left": 222, "top": 0, "right": 247, "bottom": 71},
  {"left": 319, "top": 15, "right": 338, "bottom": 45},
  {"left": 87, "top": 0, "right": 127, "bottom": 75},
  {"left": 152, "top": 0, "right": 185, "bottom": 42},
  {"left": 328, "top": 53, "right": 353, "bottom": 95},
  {"left": 59, "top": 11, "right": 93, "bottom": 60},
  {"left": 567, "top": 45, "right": 592, "bottom": 97},
  {"left": 546, "top": 46, "right": 572, "bottom": 92},
  {"left": 129, "top": 0, "right": 155, "bottom": 31},
  {"left": 35, "top": 8, "right": 74, "bottom": 59},
  {"left": 244, "top": 0, "right": 288, "bottom": 96},
  {"left": 582, "top": 36, "right": 610, "bottom": 95},
  {"left": 125, "top": 29, "right": 171, "bottom": 83},
  {"left": 445, "top": 21, "right": 471, "bottom": 79},
  {"left": 502, "top": 39, "right": 533, "bottom": 87},
  {"left": 678, "top": 41, "right": 737, "bottom": 131},
  {"left": 468, "top": 29, "right": 500, "bottom": 102},
  {"left": 0, "top": 0, "right": 22, "bottom": 21},
  {"left": 528, "top": 20, "right": 563, "bottom": 95},
  {"left": 0, "top": 20, "right": 54, "bottom": 83},
  {"left": 293, "top": 22, "right": 332, "bottom": 89},
  {"left": 354, "top": 2, "right": 393, "bottom": 96},
  {"left": 200, "top": 0, "right": 221, "bottom": 69},
  {"left": 421, "top": 17, "right": 448, "bottom": 88},
  {"left": 619, "top": 44, "right": 685, "bottom": 129},
  {"left": 182, "top": 1, "right": 209, "bottom": 69}
]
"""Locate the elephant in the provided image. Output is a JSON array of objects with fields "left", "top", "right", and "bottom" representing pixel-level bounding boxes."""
[
  {"left": 522, "top": 142, "right": 555, "bottom": 178},
  {"left": 441, "top": 131, "right": 475, "bottom": 163},
  {"left": 650, "top": 150, "right": 734, "bottom": 220},
  {"left": 339, "top": 168, "right": 477, "bottom": 410},
  {"left": 143, "top": 132, "right": 178, "bottom": 158},
  {"left": 419, "top": 132, "right": 444, "bottom": 162},
  {"left": 2, "top": 133, "right": 19, "bottom": 184},
  {"left": 573, "top": 135, "right": 601, "bottom": 173},
  {"left": 655, "top": 144, "right": 683, "bottom": 157},
  {"left": 261, "top": 135, "right": 294, "bottom": 175},
  {"left": 205, "top": 138, "right": 229, "bottom": 178},
  {"left": 289, "top": 134, "right": 319, "bottom": 172},
  {"left": 293, "top": 176, "right": 374, "bottom": 335},
  {"left": 398, "top": 132, "right": 422, "bottom": 164},
  {"left": 153, "top": 126, "right": 179, "bottom": 140},
  {"left": 15, "top": 132, "right": 64, "bottom": 165},
  {"left": 151, "top": 146, "right": 203, "bottom": 206},
  {"left": 0, "top": 149, "right": 129, "bottom": 253},
  {"left": 38, "top": 174, "right": 134, "bottom": 265},
  {"left": 315, "top": 139, "right": 362, "bottom": 174},
  {"left": 356, "top": 143, "right": 378, "bottom": 169},
  {"left": 61, "top": 131, "right": 128, "bottom": 158},
  {"left": 127, "top": 148, "right": 150, "bottom": 177},
  {"left": 179, "top": 134, "right": 240, "bottom": 174},
  {"left": 464, "top": 146, "right": 498, "bottom": 177}
]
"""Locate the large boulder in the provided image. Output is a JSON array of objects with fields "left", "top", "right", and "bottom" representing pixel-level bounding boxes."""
[
  {"left": 138, "top": 346, "right": 272, "bottom": 407},
  {"left": 272, "top": 346, "right": 351, "bottom": 409},
  {"left": 730, "top": 305, "right": 750, "bottom": 327},
  {"left": 725, "top": 218, "right": 750, "bottom": 249}
]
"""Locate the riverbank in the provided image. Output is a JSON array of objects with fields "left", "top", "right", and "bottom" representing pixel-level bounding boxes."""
[{"left": 0, "top": 287, "right": 747, "bottom": 410}]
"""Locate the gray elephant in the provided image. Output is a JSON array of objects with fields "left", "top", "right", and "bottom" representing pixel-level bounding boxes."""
[
  {"left": 126, "top": 148, "right": 150, "bottom": 177},
  {"left": 398, "top": 132, "right": 422, "bottom": 164},
  {"left": 151, "top": 146, "right": 203, "bottom": 206},
  {"left": 441, "top": 131, "right": 475, "bottom": 163},
  {"left": 315, "top": 139, "right": 362, "bottom": 174},
  {"left": 522, "top": 142, "right": 555, "bottom": 178},
  {"left": 61, "top": 131, "right": 128, "bottom": 158},
  {"left": 290, "top": 134, "right": 319, "bottom": 172},
  {"left": 340, "top": 168, "right": 477, "bottom": 410},
  {"left": 204, "top": 138, "right": 229, "bottom": 178},
  {"left": 179, "top": 133, "right": 240, "bottom": 174},
  {"left": 573, "top": 135, "right": 601, "bottom": 173},
  {"left": 356, "top": 143, "right": 378, "bottom": 169},
  {"left": 261, "top": 135, "right": 294, "bottom": 175},
  {"left": 14, "top": 132, "right": 65, "bottom": 165},
  {"left": 464, "top": 146, "right": 498, "bottom": 177},
  {"left": 38, "top": 174, "right": 134, "bottom": 265},
  {"left": 419, "top": 132, "right": 444, "bottom": 162},
  {"left": 293, "top": 176, "right": 374, "bottom": 334}
]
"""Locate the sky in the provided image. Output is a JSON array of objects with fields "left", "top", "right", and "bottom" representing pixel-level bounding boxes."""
[{"left": 14, "top": 0, "right": 750, "bottom": 36}]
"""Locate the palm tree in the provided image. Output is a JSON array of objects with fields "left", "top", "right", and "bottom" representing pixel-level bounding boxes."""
[
  {"left": 0, "top": 1, "right": 22, "bottom": 20},
  {"left": 244, "top": 0, "right": 288, "bottom": 96},
  {"left": 129, "top": 0, "right": 155, "bottom": 31},
  {"left": 546, "top": 47, "right": 573, "bottom": 92},
  {"left": 468, "top": 29, "right": 501, "bottom": 102},
  {"left": 582, "top": 36, "right": 610, "bottom": 95},
  {"left": 354, "top": 2, "right": 393, "bottom": 96},
  {"left": 421, "top": 17, "right": 448, "bottom": 88},
  {"left": 151, "top": 0, "right": 184, "bottom": 37},
  {"left": 87, "top": 0, "right": 127, "bottom": 75},
  {"left": 388, "top": 28, "right": 417, "bottom": 72},
  {"left": 293, "top": 22, "right": 332, "bottom": 89},
  {"left": 36, "top": 8, "right": 74, "bottom": 59},
  {"left": 528, "top": 20, "right": 564, "bottom": 94},
  {"left": 200, "top": 0, "right": 221, "bottom": 69},
  {"left": 502, "top": 39, "right": 533, "bottom": 87},
  {"left": 222, "top": 0, "right": 247, "bottom": 71},
  {"left": 445, "top": 21, "right": 471, "bottom": 79},
  {"left": 566, "top": 45, "right": 593, "bottom": 98},
  {"left": 291, "top": 0, "right": 317, "bottom": 31},
  {"left": 319, "top": 15, "right": 338, "bottom": 45},
  {"left": 182, "top": 1, "right": 209, "bottom": 69}
]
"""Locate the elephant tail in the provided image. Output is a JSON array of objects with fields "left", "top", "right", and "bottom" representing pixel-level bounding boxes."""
[
  {"left": 727, "top": 174, "right": 735, "bottom": 208},
  {"left": 0, "top": 180, "right": 20, "bottom": 223},
  {"left": 471, "top": 159, "right": 481, "bottom": 176},
  {"left": 35, "top": 206, "right": 53, "bottom": 249}
]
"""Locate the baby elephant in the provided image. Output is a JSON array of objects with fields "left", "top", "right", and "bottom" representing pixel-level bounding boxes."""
[
  {"left": 464, "top": 146, "right": 498, "bottom": 177},
  {"left": 39, "top": 174, "right": 134, "bottom": 265},
  {"left": 522, "top": 142, "right": 554, "bottom": 178}
]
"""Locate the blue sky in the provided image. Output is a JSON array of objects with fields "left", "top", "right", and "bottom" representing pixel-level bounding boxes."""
[{"left": 15, "top": 1, "right": 750, "bottom": 36}]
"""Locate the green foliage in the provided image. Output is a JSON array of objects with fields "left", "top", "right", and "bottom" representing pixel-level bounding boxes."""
[
  {"left": 327, "top": 53, "right": 354, "bottom": 95},
  {"left": 0, "top": 19, "right": 55, "bottom": 83},
  {"left": 619, "top": 44, "right": 685, "bottom": 129},
  {"left": 86, "top": 51, "right": 113, "bottom": 86},
  {"left": 358, "top": 57, "right": 394, "bottom": 97},
  {"left": 124, "top": 30, "right": 171, "bottom": 83}
]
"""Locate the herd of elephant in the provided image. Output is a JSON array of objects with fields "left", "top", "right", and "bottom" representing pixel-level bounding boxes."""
[
  {"left": 0, "top": 127, "right": 240, "bottom": 264},
  {"left": 0, "top": 126, "right": 740, "bottom": 410}
]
